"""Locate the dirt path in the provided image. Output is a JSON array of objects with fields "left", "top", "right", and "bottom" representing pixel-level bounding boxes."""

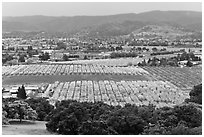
[{"left": 2, "top": 120, "right": 54, "bottom": 135}]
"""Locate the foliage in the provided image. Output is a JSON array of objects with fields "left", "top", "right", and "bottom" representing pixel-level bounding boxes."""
[
  {"left": 152, "top": 47, "right": 158, "bottom": 52},
  {"left": 186, "top": 84, "right": 202, "bottom": 104},
  {"left": 141, "top": 51, "right": 201, "bottom": 67},
  {"left": 17, "top": 85, "right": 27, "bottom": 99},
  {"left": 3, "top": 100, "right": 37, "bottom": 122},
  {"left": 107, "top": 111, "right": 146, "bottom": 134},
  {"left": 25, "top": 98, "right": 54, "bottom": 121},
  {"left": 46, "top": 101, "right": 152, "bottom": 135},
  {"left": 78, "top": 120, "right": 118, "bottom": 135},
  {"left": 62, "top": 54, "right": 70, "bottom": 61},
  {"left": 2, "top": 103, "right": 9, "bottom": 125},
  {"left": 2, "top": 54, "right": 14, "bottom": 64},
  {"left": 2, "top": 110, "right": 9, "bottom": 125},
  {"left": 150, "top": 51, "right": 174, "bottom": 56},
  {"left": 83, "top": 55, "right": 88, "bottom": 60},
  {"left": 173, "top": 103, "right": 202, "bottom": 128},
  {"left": 18, "top": 55, "right": 25, "bottom": 62},
  {"left": 142, "top": 103, "right": 202, "bottom": 135},
  {"left": 56, "top": 42, "right": 67, "bottom": 50},
  {"left": 27, "top": 46, "right": 38, "bottom": 57},
  {"left": 46, "top": 101, "right": 116, "bottom": 134},
  {"left": 39, "top": 52, "right": 50, "bottom": 61},
  {"left": 178, "top": 52, "right": 201, "bottom": 61},
  {"left": 186, "top": 60, "right": 193, "bottom": 67},
  {"left": 169, "top": 124, "right": 202, "bottom": 135},
  {"left": 110, "top": 52, "right": 138, "bottom": 58},
  {"left": 45, "top": 96, "right": 201, "bottom": 135}
]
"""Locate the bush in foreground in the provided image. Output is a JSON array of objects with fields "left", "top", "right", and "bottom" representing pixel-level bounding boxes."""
[
  {"left": 45, "top": 100, "right": 202, "bottom": 135},
  {"left": 3, "top": 100, "right": 37, "bottom": 122},
  {"left": 25, "top": 98, "right": 54, "bottom": 121}
]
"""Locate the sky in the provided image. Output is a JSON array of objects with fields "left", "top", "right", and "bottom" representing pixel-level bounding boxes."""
[{"left": 2, "top": 2, "right": 202, "bottom": 17}]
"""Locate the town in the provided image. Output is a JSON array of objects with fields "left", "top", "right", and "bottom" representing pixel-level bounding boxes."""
[{"left": 2, "top": 31, "right": 202, "bottom": 67}]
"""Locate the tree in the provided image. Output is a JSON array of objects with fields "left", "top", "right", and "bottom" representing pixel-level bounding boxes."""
[
  {"left": 39, "top": 52, "right": 50, "bottom": 61},
  {"left": 18, "top": 55, "right": 25, "bottom": 62},
  {"left": 116, "top": 46, "right": 123, "bottom": 51},
  {"left": 160, "top": 58, "right": 167, "bottom": 66},
  {"left": 152, "top": 47, "right": 158, "bottom": 52},
  {"left": 56, "top": 42, "right": 67, "bottom": 50},
  {"left": 2, "top": 103, "right": 9, "bottom": 125},
  {"left": 173, "top": 103, "right": 202, "bottom": 128},
  {"left": 6, "top": 100, "right": 37, "bottom": 122},
  {"left": 78, "top": 120, "right": 117, "bottom": 135},
  {"left": 25, "top": 98, "right": 54, "bottom": 121},
  {"left": 137, "top": 47, "right": 142, "bottom": 51},
  {"left": 44, "top": 52, "right": 50, "bottom": 60},
  {"left": 17, "top": 85, "right": 27, "bottom": 99},
  {"left": 186, "top": 60, "right": 193, "bottom": 67},
  {"left": 63, "top": 54, "right": 69, "bottom": 61},
  {"left": 186, "top": 84, "right": 202, "bottom": 104},
  {"left": 84, "top": 55, "right": 88, "bottom": 60}
]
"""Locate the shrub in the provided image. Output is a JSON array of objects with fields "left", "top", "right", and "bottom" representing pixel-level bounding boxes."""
[
  {"left": 78, "top": 120, "right": 117, "bottom": 135},
  {"left": 169, "top": 124, "right": 202, "bottom": 135},
  {"left": 2, "top": 103, "right": 9, "bottom": 125},
  {"left": 5, "top": 100, "right": 37, "bottom": 122},
  {"left": 173, "top": 103, "right": 202, "bottom": 128},
  {"left": 2, "top": 110, "right": 9, "bottom": 125},
  {"left": 25, "top": 98, "right": 54, "bottom": 121},
  {"left": 45, "top": 99, "right": 202, "bottom": 135},
  {"left": 106, "top": 105, "right": 147, "bottom": 135},
  {"left": 188, "top": 84, "right": 202, "bottom": 104}
]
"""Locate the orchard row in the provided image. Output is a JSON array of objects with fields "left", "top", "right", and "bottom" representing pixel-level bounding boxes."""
[
  {"left": 43, "top": 80, "right": 189, "bottom": 108},
  {"left": 2, "top": 64, "right": 149, "bottom": 76}
]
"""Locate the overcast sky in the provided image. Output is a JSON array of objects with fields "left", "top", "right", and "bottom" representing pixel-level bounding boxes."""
[{"left": 2, "top": 2, "right": 202, "bottom": 17}]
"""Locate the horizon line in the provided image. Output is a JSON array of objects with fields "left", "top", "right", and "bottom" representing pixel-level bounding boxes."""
[{"left": 2, "top": 10, "right": 202, "bottom": 18}]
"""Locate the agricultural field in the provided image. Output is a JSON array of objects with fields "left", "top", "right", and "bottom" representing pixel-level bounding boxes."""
[
  {"left": 2, "top": 64, "right": 149, "bottom": 76},
  {"left": 42, "top": 80, "right": 188, "bottom": 108},
  {"left": 142, "top": 66, "right": 202, "bottom": 89},
  {"left": 2, "top": 64, "right": 201, "bottom": 108}
]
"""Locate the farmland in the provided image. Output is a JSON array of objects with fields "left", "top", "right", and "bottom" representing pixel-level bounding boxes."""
[
  {"left": 2, "top": 64, "right": 201, "bottom": 108},
  {"left": 142, "top": 66, "right": 202, "bottom": 89},
  {"left": 43, "top": 80, "right": 188, "bottom": 108},
  {"left": 2, "top": 64, "right": 149, "bottom": 76}
]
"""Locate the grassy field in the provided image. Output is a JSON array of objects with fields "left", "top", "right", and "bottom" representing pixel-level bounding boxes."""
[
  {"left": 2, "top": 120, "right": 54, "bottom": 135},
  {"left": 2, "top": 74, "right": 152, "bottom": 85}
]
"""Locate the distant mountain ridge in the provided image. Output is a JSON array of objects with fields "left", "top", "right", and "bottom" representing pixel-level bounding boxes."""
[{"left": 2, "top": 10, "right": 202, "bottom": 37}]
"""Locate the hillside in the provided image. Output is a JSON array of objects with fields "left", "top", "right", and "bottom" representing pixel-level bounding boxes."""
[{"left": 2, "top": 10, "right": 202, "bottom": 37}]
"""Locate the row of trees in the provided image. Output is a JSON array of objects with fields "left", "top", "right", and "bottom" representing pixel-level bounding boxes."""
[
  {"left": 177, "top": 52, "right": 201, "bottom": 61},
  {"left": 39, "top": 52, "right": 50, "bottom": 61},
  {"left": 110, "top": 52, "right": 138, "bottom": 58},
  {"left": 138, "top": 57, "right": 179, "bottom": 67},
  {"left": 138, "top": 52, "right": 201, "bottom": 67}
]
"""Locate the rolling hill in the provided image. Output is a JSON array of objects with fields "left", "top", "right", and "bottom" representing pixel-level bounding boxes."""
[{"left": 2, "top": 10, "right": 202, "bottom": 37}]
